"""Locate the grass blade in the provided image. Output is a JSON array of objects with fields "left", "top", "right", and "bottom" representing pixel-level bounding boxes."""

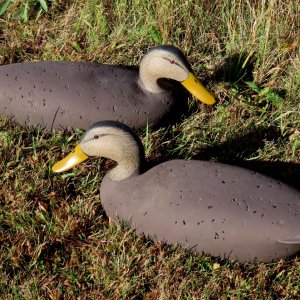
[
  {"left": 245, "top": 81, "right": 260, "bottom": 93},
  {"left": 0, "top": 0, "right": 11, "bottom": 16},
  {"left": 38, "top": 0, "right": 48, "bottom": 12}
]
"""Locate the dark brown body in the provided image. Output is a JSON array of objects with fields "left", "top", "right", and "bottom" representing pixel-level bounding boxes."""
[
  {"left": 0, "top": 62, "right": 175, "bottom": 130},
  {"left": 101, "top": 160, "right": 300, "bottom": 262}
]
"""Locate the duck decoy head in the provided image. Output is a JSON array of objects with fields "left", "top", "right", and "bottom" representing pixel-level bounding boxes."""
[
  {"left": 139, "top": 45, "right": 216, "bottom": 105},
  {"left": 52, "top": 121, "right": 142, "bottom": 181}
]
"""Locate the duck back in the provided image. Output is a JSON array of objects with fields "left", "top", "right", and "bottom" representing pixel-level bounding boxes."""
[
  {"left": 101, "top": 160, "right": 300, "bottom": 262},
  {"left": 0, "top": 62, "right": 174, "bottom": 130}
]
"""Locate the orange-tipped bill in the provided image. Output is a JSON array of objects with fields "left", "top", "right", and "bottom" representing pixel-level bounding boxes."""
[
  {"left": 52, "top": 144, "right": 89, "bottom": 173},
  {"left": 181, "top": 72, "right": 216, "bottom": 105}
]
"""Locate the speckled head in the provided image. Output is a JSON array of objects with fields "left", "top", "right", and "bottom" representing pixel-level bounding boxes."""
[
  {"left": 145, "top": 45, "right": 193, "bottom": 71},
  {"left": 52, "top": 120, "right": 144, "bottom": 181},
  {"left": 139, "top": 45, "right": 215, "bottom": 104}
]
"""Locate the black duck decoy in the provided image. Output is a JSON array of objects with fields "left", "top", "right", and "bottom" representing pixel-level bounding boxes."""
[
  {"left": 0, "top": 45, "right": 215, "bottom": 130},
  {"left": 52, "top": 121, "right": 300, "bottom": 262}
]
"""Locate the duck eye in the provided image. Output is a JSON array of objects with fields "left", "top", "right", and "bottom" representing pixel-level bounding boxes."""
[
  {"left": 170, "top": 60, "right": 176, "bottom": 64},
  {"left": 94, "top": 134, "right": 99, "bottom": 139}
]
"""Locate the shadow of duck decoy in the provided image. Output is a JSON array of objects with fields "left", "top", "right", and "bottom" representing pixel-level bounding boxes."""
[
  {"left": 0, "top": 45, "right": 215, "bottom": 131},
  {"left": 52, "top": 120, "right": 300, "bottom": 263},
  {"left": 209, "top": 51, "right": 255, "bottom": 84},
  {"left": 192, "top": 125, "right": 300, "bottom": 190}
]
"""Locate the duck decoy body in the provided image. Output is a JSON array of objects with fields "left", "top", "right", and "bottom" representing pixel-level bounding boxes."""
[
  {"left": 0, "top": 45, "right": 215, "bottom": 130},
  {"left": 52, "top": 121, "right": 300, "bottom": 262}
]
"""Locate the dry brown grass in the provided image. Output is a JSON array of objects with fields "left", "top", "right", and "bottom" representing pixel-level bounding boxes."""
[{"left": 0, "top": 0, "right": 299, "bottom": 298}]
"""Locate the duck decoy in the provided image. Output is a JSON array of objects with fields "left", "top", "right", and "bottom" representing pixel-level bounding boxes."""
[
  {"left": 0, "top": 45, "right": 215, "bottom": 130},
  {"left": 52, "top": 121, "right": 300, "bottom": 262}
]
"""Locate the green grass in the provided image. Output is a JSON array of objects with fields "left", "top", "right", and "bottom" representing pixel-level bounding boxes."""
[{"left": 0, "top": 0, "right": 300, "bottom": 298}]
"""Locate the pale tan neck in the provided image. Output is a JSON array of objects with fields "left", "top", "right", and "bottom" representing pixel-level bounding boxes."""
[
  {"left": 101, "top": 131, "right": 141, "bottom": 182},
  {"left": 109, "top": 156, "right": 140, "bottom": 181},
  {"left": 138, "top": 59, "right": 166, "bottom": 93}
]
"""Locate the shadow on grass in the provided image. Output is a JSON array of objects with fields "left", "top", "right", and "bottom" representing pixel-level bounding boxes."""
[
  {"left": 210, "top": 51, "right": 255, "bottom": 84},
  {"left": 208, "top": 50, "right": 290, "bottom": 102},
  {"left": 192, "top": 125, "right": 300, "bottom": 190},
  {"left": 237, "top": 160, "right": 300, "bottom": 191}
]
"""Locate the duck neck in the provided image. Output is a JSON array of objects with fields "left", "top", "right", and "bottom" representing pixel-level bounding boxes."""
[
  {"left": 138, "top": 56, "right": 168, "bottom": 94},
  {"left": 105, "top": 132, "right": 144, "bottom": 182},
  {"left": 108, "top": 156, "right": 140, "bottom": 182}
]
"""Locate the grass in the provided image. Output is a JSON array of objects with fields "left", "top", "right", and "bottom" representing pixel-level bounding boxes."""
[{"left": 0, "top": 0, "right": 300, "bottom": 298}]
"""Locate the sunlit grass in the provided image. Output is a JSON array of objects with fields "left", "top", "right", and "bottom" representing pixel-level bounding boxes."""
[{"left": 0, "top": 0, "right": 299, "bottom": 298}]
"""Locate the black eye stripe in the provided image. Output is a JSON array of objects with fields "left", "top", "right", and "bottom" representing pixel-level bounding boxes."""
[
  {"left": 82, "top": 133, "right": 114, "bottom": 145},
  {"left": 162, "top": 57, "right": 184, "bottom": 69}
]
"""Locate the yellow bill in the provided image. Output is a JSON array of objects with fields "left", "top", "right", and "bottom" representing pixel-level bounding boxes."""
[
  {"left": 181, "top": 72, "right": 216, "bottom": 105},
  {"left": 52, "top": 144, "right": 89, "bottom": 173}
]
